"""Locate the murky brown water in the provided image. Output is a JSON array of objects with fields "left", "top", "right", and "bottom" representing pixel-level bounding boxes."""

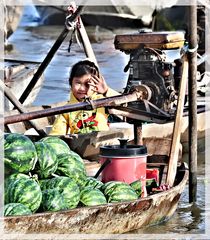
[{"left": 4, "top": 6, "right": 208, "bottom": 238}]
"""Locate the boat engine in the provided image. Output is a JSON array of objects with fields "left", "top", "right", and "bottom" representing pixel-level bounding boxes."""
[{"left": 114, "top": 30, "right": 186, "bottom": 123}]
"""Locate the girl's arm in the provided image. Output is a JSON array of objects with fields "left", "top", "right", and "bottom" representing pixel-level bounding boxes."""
[{"left": 49, "top": 114, "right": 69, "bottom": 135}]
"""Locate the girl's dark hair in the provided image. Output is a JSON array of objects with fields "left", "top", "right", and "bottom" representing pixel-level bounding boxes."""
[{"left": 69, "top": 60, "right": 99, "bottom": 86}]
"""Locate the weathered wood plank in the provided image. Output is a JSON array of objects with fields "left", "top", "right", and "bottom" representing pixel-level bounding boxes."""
[{"left": 166, "top": 56, "right": 188, "bottom": 186}]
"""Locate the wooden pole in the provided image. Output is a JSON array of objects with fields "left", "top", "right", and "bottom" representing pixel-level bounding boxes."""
[
  {"left": 166, "top": 55, "right": 189, "bottom": 187},
  {"left": 46, "top": 3, "right": 97, "bottom": 65},
  {"left": 3, "top": 92, "right": 141, "bottom": 125},
  {"left": 1, "top": 81, "right": 46, "bottom": 136},
  {"left": 77, "top": 18, "right": 98, "bottom": 66},
  {"left": 18, "top": 5, "right": 85, "bottom": 105},
  {"left": 188, "top": 3, "right": 198, "bottom": 203},
  {"left": 134, "top": 123, "right": 143, "bottom": 145}
]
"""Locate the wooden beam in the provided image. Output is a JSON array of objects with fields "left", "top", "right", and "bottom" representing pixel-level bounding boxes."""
[
  {"left": 1, "top": 80, "right": 46, "bottom": 136},
  {"left": 166, "top": 55, "right": 189, "bottom": 186}
]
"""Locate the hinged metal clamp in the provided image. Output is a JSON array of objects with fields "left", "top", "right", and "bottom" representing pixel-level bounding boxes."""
[
  {"left": 84, "top": 96, "right": 95, "bottom": 110},
  {"left": 65, "top": 3, "right": 80, "bottom": 31}
]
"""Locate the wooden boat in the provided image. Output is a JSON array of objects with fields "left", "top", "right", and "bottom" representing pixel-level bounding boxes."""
[
  {"left": 142, "top": 108, "right": 209, "bottom": 153},
  {"left": 3, "top": 136, "right": 188, "bottom": 234},
  {"left": 3, "top": 165, "right": 188, "bottom": 234},
  {"left": 34, "top": 4, "right": 154, "bottom": 28},
  {"left": 3, "top": 60, "right": 44, "bottom": 111},
  {"left": 4, "top": 6, "right": 23, "bottom": 40},
  {"left": 2, "top": 83, "right": 190, "bottom": 233}
]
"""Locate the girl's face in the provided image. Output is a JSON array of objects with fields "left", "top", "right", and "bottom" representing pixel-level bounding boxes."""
[{"left": 71, "top": 74, "right": 94, "bottom": 101}]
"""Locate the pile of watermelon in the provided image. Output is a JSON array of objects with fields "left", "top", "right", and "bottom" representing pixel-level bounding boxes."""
[
  {"left": 3, "top": 133, "right": 143, "bottom": 217},
  {"left": 4, "top": 133, "right": 85, "bottom": 216}
]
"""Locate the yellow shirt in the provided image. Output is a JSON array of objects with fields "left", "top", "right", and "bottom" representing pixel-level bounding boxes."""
[{"left": 50, "top": 88, "right": 119, "bottom": 135}]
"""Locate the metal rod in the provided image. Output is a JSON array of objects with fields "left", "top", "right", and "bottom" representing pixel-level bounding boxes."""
[
  {"left": 188, "top": 3, "right": 198, "bottom": 203},
  {"left": 18, "top": 5, "right": 85, "bottom": 105},
  {"left": 3, "top": 92, "right": 141, "bottom": 125}
]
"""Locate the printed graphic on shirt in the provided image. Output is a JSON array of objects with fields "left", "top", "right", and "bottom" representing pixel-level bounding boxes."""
[{"left": 73, "top": 111, "right": 99, "bottom": 133}]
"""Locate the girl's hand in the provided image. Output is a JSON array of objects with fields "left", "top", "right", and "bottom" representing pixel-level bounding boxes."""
[{"left": 88, "top": 74, "right": 108, "bottom": 95}]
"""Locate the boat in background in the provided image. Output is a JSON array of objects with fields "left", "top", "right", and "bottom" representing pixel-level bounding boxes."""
[
  {"left": 4, "top": 6, "right": 23, "bottom": 39},
  {"left": 142, "top": 109, "right": 209, "bottom": 154},
  {"left": 3, "top": 60, "right": 44, "bottom": 111},
  {"left": 34, "top": 4, "right": 155, "bottom": 28}
]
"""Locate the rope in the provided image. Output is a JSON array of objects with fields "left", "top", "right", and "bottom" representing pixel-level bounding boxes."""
[
  {"left": 68, "top": 28, "right": 76, "bottom": 53},
  {"left": 188, "top": 44, "right": 199, "bottom": 53}
]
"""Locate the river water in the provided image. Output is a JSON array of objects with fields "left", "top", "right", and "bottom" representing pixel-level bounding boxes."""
[{"left": 4, "top": 5, "right": 209, "bottom": 239}]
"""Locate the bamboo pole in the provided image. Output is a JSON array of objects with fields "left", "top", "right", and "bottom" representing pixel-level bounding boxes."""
[
  {"left": 188, "top": 3, "right": 198, "bottom": 203},
  {"left": 45, "top": 3, "right": 97, "bottom": 65},
  {"left": 3, "top": 92, "right": 141, "bottom": 125},
  {"left": 77, "top": 18, "right": 98, "bottom": 65}
]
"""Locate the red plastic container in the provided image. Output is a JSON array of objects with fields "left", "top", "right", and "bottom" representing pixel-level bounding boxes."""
[{"left": 99, "top": 139, "right": 147, "bottom": 187}]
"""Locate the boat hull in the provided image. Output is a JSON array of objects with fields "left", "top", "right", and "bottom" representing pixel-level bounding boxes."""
[
  {"left": 3, "top": 164, "right": 188, "bottom": 234},
  {"left": 4, "top": 62, "right": 44, "bottom": 110},
  {"left": 142, "top": 110, "right": 208, "bottom": 153}
]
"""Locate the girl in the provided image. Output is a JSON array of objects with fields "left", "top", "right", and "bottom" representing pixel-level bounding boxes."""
[{"left": 50, "top": 60, "right": 119, "bottom": 135}]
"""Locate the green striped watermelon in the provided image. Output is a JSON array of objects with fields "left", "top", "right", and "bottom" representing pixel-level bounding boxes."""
[
  {"left": 56, "top": 153, "right": 87, "bottom": 189},
  {"left": 130, "top": 180, "right": 142, "bottom": 197},
  {"left": 4, "top": 203, "right": 32, "bottom": 216},
  {"left": 4, "top": 173, "right": 30, "bottom": 204},
  {"left": 107, "top": 184, "right": 138, "bottom": 203},
  {"left": 4, "top": 133, "right": 37, "bottom": 174},
  {"left": 34, "top": 142, "right": 58, "bottom": 179},
  {"left": 39, "top": 136, "right": 71, "bottom": 157},
  {"left": 38, "top": 179, "right": 51, "bottom": 191},
  {"left": 80, "top": 187, "right": 107, "bottom": 206},
  {"left": 43, "top": 176, "right": 80, "bottom": 209},
  {"left": 41, "top": 188, "right": 67, "bottom": 212},
  {"left": 84, "top": 177, "right": 104, "bottom": 189},
  {"left": 101, "top": 181, "right": 130, "bottom": 197},
  {"left": 7, "top": 177, "right": 42, "bottom": 213}
]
